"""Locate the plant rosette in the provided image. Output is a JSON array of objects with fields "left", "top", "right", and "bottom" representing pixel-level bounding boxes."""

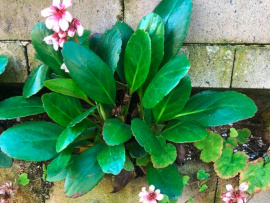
[{"left": 0, "top": 0, "right": 259, "bottom": 201}]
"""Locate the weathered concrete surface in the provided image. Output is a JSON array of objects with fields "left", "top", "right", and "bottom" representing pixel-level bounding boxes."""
[
  {"left": 232, "top": 46, "right": 270, "bottom": 88},
  {"left": 0, "top": 41, "right": 28, "bottom": 83},
  {"left": 182, "top": 45, "right": 234, "bottom": 88},
  {"left": 0, "top": 0, "right": 122, "bottom": 40},
  {"left": 0, "top": 161, "right": 43, "bottom": 203},
  {"left": 124, "top": 0, "right": 270, "bottom": 43},
  {"left": 27, "top": 43, "right": 42, "bottom": 71}
]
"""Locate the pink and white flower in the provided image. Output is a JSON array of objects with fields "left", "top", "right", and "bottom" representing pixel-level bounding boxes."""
[
  {"left": 139, "top": 185, "right": 164, "bottom": 203},
  {"left": 41, "top": 0, "right": 73, "bottom": 32},
  {"left": 60, "top": 63, "right": 69, "bottom": 73},
  {"left": 43, "top": 31, "right": 67, "bottom": 51},
  {"left": 68, "top": 18, "right": 84, "bottom": 37},
  {"left": 221, "top": 182, "right": 249, "bottom": 203}
]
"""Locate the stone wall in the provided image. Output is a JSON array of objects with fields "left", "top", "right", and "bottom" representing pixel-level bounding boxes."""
[{"left": 0, "top": 0, "right": 270, "bottom": 202}]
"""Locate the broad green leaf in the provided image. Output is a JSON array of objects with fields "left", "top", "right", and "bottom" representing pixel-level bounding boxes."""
[
  {"left": 23, "top": 64, "right": 51, "bottom": 98},
  {"left": 18, "top": 173, "right": 30, "bottom": 186},
  {"left": 137, "top": 13, "right": 165, "bottom": 92},
  {"left": 226, "top": 137, "right": 238, "bottom": 148},
  {"left": 124, "top": 156, "right": 134, "bottom": 171},
  {"left": 68, "top": 105, "right": 98, "bottom": 127},
  {"left": 97, "top": 144, "right": 125, "bottom": 175},
  {"left": 214, "top": 146, "right": 248, "bottom": 179},
  {"left": 230, "top": 128, "right": 238, "bottom": 137},
  {"left": 162, "top": 120, "right": 208, "bottom": 143},
  {"left": 0, "top": 55, "right": 8, "bottom": 74},
  {"left": 46, "top": 148, "right": 72, "bottom": 182},
  {"left": 31, "top": 23, "right": 68, "bottom": 77},
  {"left": 199, "top": 184, "right": 208, "bottom": 193},
  {"left": 95, "top": 26, "right": 122, "bottom": 72},
  {"left": 114, "top": 22, "right": 134, "bottom": 81},
  {"left": 197, "top": 170, "right": 210, "bottom": 180},
  {"left": 64, "top": 144, "right": 105, "bottom": 197},
  {"left": 42, "top": 93, "right": 83, "bottom": 127},
  {"left": 194, "top": 132, "right": 223, "bottom": 163},
  {"left": 44, "top": 79, "right": 91, "bottom": 104},
  {"left": 159, "top": 195, "right": 169, "bottom": 203},
  {"left": 0, "top": 150, "right": 12, "bottom": 168},
  {"left": 142, "top": 55, "right": 190, "bottom": 109},
  {"left": 236, "top": 128, "right": 251, "bottom": 144},
  {"left": 153, "top": 75, "right": 191, "bottom": 123},
  {"left": 0, "top": 121, "right": 64, "bottom": 161},
  {"left": 131, "top": 118, "right": 162, "bottom": 155},
  {"left": 175, "top": 91, "right": 257, "bottom": 127},
  {"left": 240, "top": 158, "right": 270, "bottom": 194},
  {"left": 136, "top": 153, "right": 151, "bottom": 166},
  {"left": 89, "top": 33, "right": 102, "bottom": 52},
  {"left": 103, "top": 118, "right": 132, "bottom": 146},
  {"left": 154, "top": 0, "right": 192, "bottom": 65},
  {"left": 0, "top": 96, "right": 45, "bottom": 120},
  {"left": 126, "top": 142, "right": 147, "bottom": 158},
  {"left": 56, "top": 120, "right": 92, "bottom": 152},
  {"left": 151, "top": 137, "right": 177, "bottom": 168},
  {"left": 62, "top": 42, "right": 116, "bottom": 105},
  {"left": 144, "top": 108, "right": 152, "bottom": 127},
  {"left": 147, "top": 164, "right": 183, "bottom": 200},
  {"left": 69, "top": 30, "right": 91, "bottom": 48},
  {"left": 182, "top": 175, "right": 190, "bottom": 186},
  {"left": 124, "top": 29, "right": 151, "bottom": 94}
]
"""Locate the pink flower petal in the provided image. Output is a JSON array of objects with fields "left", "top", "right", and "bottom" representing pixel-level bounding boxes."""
[
  {"left": 149, "top": 200, "right": 157, "bottom": 203},
  {"left": 139, "top": 191, "right": 149, "bottom": 198},
  {"left": 41, "top": 6, "right": 56, "bottom": 17},
  {"left": 149, "top": 185, "right": 155, "bottom": 193},
  {"left": 63, "top": 11, "right": 73, "bottom": 22},
  {"left": 58, "top": 30, "right": 67, "bottom": 38},
  {"left": 225, "top": 192, "right": 233, "bottom": 197},
  {"left": 154, "top": 189, "right": 160, "bottom": 196},
  {"left": 62, "top": 0, "right": 72, "bottom": 9},
  {"left": 59, "top": 38, "right": 66, "bottom": 48},
  {"left": 59, "top": 18, "right": 69, "bottom": 31},
  {"left": 61, "top": 63, "right": 69, "bottom": 72},
  {"left": 239, "top": 182, "right": 249, "bottom": 192},
  {"left": 43, "top": 35, "right": 53, "bottom": 45},
  {"left": 45, "top": 16, "right": 59, "bottom": 30},
  {"left": 68, "top": 29, "right": 76, "bottom": 37},
  {"left": 226, "top": 184, "right": 234, "bottom": 192},
  {"left": 156, "top": 194, "right": 164, "bottom": 201},
  {"left": 221, "top": 197, "right": 232, "bottom": 203},
  {"left": 76, "top": 24, "right": 84, "bottom": 37},
  {"left": 236, "top": 197, "right": 244, "bottom": 203},
  {"left": 53, "top": 0, "right": 61, "bottom": 8},
  {"left": 52, "top": 40, "right": 59, "bottom": 51}
]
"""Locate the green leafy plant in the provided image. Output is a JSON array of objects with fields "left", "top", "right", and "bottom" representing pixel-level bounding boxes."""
[
  {"left": 18, "top": 173, "right": 30, "bottom": 186},
  {"left": 0, "top": 0, "right": 258, "bottom": 200},
  {"left": 0, "top": 55, "right": 8, "bottom": 75}
]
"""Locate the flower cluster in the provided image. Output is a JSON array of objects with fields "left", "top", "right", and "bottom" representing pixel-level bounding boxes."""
[
  {"left": 221, "top": 182, "right": 249, "bottom": 203},
  {"left": 41, "top": 0, "right": 84, "bottom": 51},
  {"left": 139, "top": 185, "right": 164, "bottom": 203},
  {"left": 0, "top": 182, "right": 18, "bottom": 203}
]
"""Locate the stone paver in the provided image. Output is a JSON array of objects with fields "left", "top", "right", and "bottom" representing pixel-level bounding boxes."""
[
  {"left": 182, "top": 45, "right": 235, "bottom": 88},
  {"left": 0, "top": 41, "right": 28, "bottom": 83},
  {"left": 26, "top": 43, "right": 42, "bottom": 71},
  {"left": 124, "top": 0, "right": 270, "bottom": 43},
  {"left": 0, "top": 0, "right": 122, "bottom": 40},
  {"left": 232, "top": 46, "right": 270, "bottom": 88}
]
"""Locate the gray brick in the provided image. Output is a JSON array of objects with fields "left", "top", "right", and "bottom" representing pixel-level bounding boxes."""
[
  {"left": 232, "top": 46, "right": 270, "bottom": 88},
  {"left": 0, "top": 41, "right": 28, "bottom": 83},
  {"left": 0, "top": 0, "right": 122, "bottom": 40},
  {"left": 182, "top": 45, "right": 234, "bottom": 88},
  {"left": 27, "top": 43, "right": 42, "bottom": 71},
  {"left": 124, "top": 0, "right": 270, "bottom": 43}
]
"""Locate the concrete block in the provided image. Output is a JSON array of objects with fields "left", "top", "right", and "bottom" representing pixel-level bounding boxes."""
[
  {"left": 232, "top": 46, "right": 270, "bottom": 89},
  {"left": 182, "top": 45, "right": 234, "bottom": 88},
  {"left": 0, "top": 0, "right": 122, "bottom": 40},
  {"left": 0, "top": 41, "right": 28, "bottom": 83},
  {"left": 124, "top": 0, "right": 270, "bottom": 43},
  {"left": 27, "top": 43, "right": 42, "bottom": 71}
]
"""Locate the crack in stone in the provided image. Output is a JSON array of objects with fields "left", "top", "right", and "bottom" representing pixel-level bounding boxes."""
[{"left": 230, "top": 49, "right": 237, "bottom": 88}]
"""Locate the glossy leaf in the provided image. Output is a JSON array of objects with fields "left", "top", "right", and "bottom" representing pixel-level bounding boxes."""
[
  {"left": 126, "top": 142, "right": 147, "bottom": 158},
  {"left": 103, "top": 118, "right": 132, "bottom": 146},
  {"left": 236, "top": 128, "right": 251, "bottom": 144},
  {"left": 56, "top": 120, "right": 92, "bottom": 152},
  {"left": 0, "top": 55, "right": 8, "bottom": 74},
  {"left": 31, "top": 23, "right": 67, "bottom": 77},
  {"left": 136, "top": 153, "right": 151, "bottom": 166},
  {"left": 0, "top": 96, "right": 45, "bottom": 120},
  {"left": 153, "top": 75, "right": 191, "bottom": 123},
  {"left": 62, "top": 42, "right": 116, "bottom": 105},
  {"left": 162, "top": 120, "right": 208, "bottom": 143},
  {"left": 214, "top": 146, "right": 248, "bottom": 179},
  {"left": 142, "top": 55, "right": 190, "bottom": 109},
  {"left": 46, "top": 148, "right": 72, "bottom": 182},
  {"left": 124, "top": 156, "right": 134, "bottom": 171},
  {"left": 199, "top": 184, "right": 208, "bottom": 193},
  {"left": 69, "top": 30, "right": 91, "bottom": 48},
  {"left": 175, "top": 91, "right": 257, "bottom": 127},
  {"left": 42, "top": 93, "right": 83, "bottom": 127},
  {"left": 229, "top": 128, "right": 238, "bottom": 138},
  {"left": 89, "top": 33, "right": 102, "bottom": 52},
  {"left": 0, "top": 150, "right": 12, "bottom": 168},
  {"left": 194, "top": 132, "right": 223, "bottom": 163},
  {"left": 124, "top": 29, "right": 151, "bottom": 93},
  {"left": 23, "top": 64, "right": 51, "bottom": 98},
  {"left": 154, "top": 0, "right": 192, "bottom": 65},
  {"left": 18, "top": 173, "right": 30, "bottom": 186},
  {"left": 182, "top": 176, "right": 190, "bottom": 186},
  {"left": 147, "top": 164, "right": 183, "bottom": 200},
  {"left": 137, "top": 13, "right": 165, "bottom": 91},
  {"left": 151, "top": 137, "right": 177, "bottom": 168},
  {"left": 197, "top": 170, "right": 210, "bottom": 180},
  {"left": 97, "top": 144, "right": 125, "bottom": 175},
  {"left": 0, "top": 121, "right": 63, "bottom": 161},
  {"left": 240, "top": 158, "right": 270, "bottom": 194},
  {"left": 44, "top": 79, "right": 91, "bottom": 103},
  {"left": 64, "top": 144, "right": 105, "bottom": 197},
  {"left": 68, "top": 105, "right": 98, "bottom": 127},
  {"left": 131, "top": 118, "right": 162, "bottom": 155}
]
